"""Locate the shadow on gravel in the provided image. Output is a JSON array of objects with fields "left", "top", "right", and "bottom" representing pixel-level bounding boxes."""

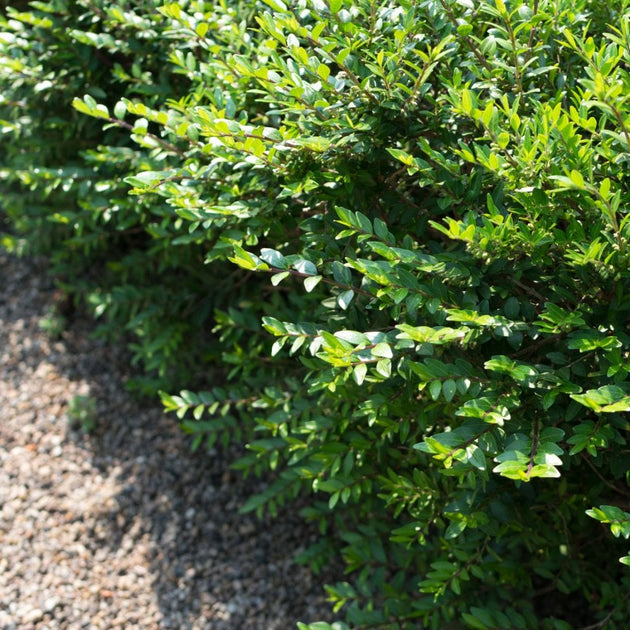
[
  {"left": 0, "top": 253, "right": 339, "bottom": 630},
  {"left": 80, "top": 393, "right": 334, "bottom": 630}
]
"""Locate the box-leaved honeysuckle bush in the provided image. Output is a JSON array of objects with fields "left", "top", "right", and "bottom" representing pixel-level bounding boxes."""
[{"left": 2, "top": 0, "right": 630, "bottom": 627}]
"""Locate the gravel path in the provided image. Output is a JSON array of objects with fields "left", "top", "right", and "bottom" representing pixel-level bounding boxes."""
[{"left": 0, "top": 253, "right": 339, "bottom": 630}]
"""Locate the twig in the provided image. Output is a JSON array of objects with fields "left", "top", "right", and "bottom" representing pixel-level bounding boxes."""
[{"left": 579, "top": 592, "right": 630, "bottom": 630}]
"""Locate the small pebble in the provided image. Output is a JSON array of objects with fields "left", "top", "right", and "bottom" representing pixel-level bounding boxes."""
[
  {"left": 24, "top": 608, "right": 44, "bottom": 623},
  {"left": 43, "top": 596, "right": 59, "bottom": 612}
]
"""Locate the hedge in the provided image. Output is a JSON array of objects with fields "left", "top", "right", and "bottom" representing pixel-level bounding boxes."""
[{"left": 2, "top": 1, "right": 630, "bottom": 628}]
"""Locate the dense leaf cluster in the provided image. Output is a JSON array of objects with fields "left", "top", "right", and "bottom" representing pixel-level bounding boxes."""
[{"left": 2, "top": 0, "right": 630, "bottom": 628}]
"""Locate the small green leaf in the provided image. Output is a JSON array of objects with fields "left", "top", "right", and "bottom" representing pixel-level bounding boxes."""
[
  {"left": 124, "top": 170, "right": 163, "bottom": 189},
  {"left": 445, "top": 519, "right": 467, "bottom": 539},
  {"left": 504, "top": 297, "right": 519, "bottom": 319},
  {"left": 271, "top": 271, "right": 290, "bottom": 286},
  {"left": 113, "top": 100, "right": 127, "bottom": 119},
  {"left": 271, "top": 338, "right": 286, "bottom": 356},
  {"left": 332, "top": 261, "right": 352, "bottom": 284},
  {"left": 195, "top": 22, "right": 209, "bottom": 38},
  {"left": 317, "top": 63, "right": 330, "bottom": 80},
  {"left": 337, "top": 290, "right": 354, "bottom": 310},
  {"left": 571, "top": 385, "right": 630, "bottom": 412},
  {"left": 429, "top": 380, "right": 442, "bottom": 400},
  {"left": 353, "top": 362, "right": 367, "bottom": 385},
  {"left": 335, "top": 330, "right": 368, "bottom": 345},
  {"left": 260, "top": 248, "right": 288, "bottom": 269},
  {"left": 261, "top": 0, "right": 287, "bottom": 10},
  {"left": 376, "top": 358, "right": 391, "bottom": 378},
  {"left": 496, "top": 131, "right": 510, "bottom": 148},
  {"left": 442, "top": 379, "right": 457, "bottom": 402},
  {"left": 467, "top": 446, "right": 486, "bottom": 470},
  {"left": 372, "top": 342, "right": 393, "bottom": 358},
  {"left": 329, "top": 0, "right": 343, "bottom": 14},
  {"left": 569, "top": 169, "right": 585, "bottom": 188},
  {"left": 294, "top": 259, "right": 318, "bottom": 275},
  {"left": 461, "top": 89, "right": 473, "bottom": 115},
  {"left": 304, "top": 275, "right": 323, "bottom": 292},
  {"left": 229, "top": 245, "right": 269, "bottom": 271}
]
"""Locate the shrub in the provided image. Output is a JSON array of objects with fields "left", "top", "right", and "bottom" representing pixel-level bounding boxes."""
[
  {"left": 2, "top": 0, "right": 630, "bottom": 628},
  {"left": 0, "top": 0, "right": 225, "bottom": 391}
]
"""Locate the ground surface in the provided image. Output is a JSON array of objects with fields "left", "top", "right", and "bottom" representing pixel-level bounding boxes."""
[{"left": 0, "top": 253, "right": 338, "bottom": 630}]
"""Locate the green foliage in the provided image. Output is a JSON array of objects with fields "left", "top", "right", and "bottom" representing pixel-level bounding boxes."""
[
  {"left": 0, "top": 0, "right": 223, "bottom": 391},
  {"left": 3, "top": 0, "right": 630, "bottom": 627},
  {"left": 39, "top": 307, "right": 67, "bottom": 339},
  {"left": 67, "top": 394, "right": 97, "bottom": 433}
]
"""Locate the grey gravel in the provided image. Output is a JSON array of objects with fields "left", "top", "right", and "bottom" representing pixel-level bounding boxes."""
[{"left": 0, "top": 253, "right": 340, "bottom": 630}]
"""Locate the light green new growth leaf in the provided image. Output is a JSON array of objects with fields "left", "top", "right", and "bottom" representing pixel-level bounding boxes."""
[
  {"left": 549, "top": 170, "right": 589, "bottom": 191},
  {"left": 195, "top": 22, "right": 209, "bottom": 38},
  {"left": 387, "top": 147, "right": 415, "bottom": 166},
  {"left": 485, "top": 355, "right": 538, "bottom": 382},
  {"left": 587, "top": 507, "right": 630, "bottom": 565},
  {"left": 571, "top": 385, "right": 630, "bottom": 412},
  {"left": 446, "top": 309, "right": 501, "bottom": 327},
  {"left": 261, "top": 0, "right": 288, "bottom": 11},
  {"left": 496, "top": 131, "right": 510, "bottom": 148},
  {"left": 329, "top": 0, "right": 343, "bottom": 13},
  {"left": 567, "top": 331, "right": 621, "bottom": 352},
  {"left": 229, "top": 245, "right": 269, "bottom": 271},
  {"left": 262, "top": 317, "right": 287, "bottom": 335},
  {"left": 371, "top": 342, "right": 393, "bottom": 358},
  {"left": 291, "top": 136, "right": 332, "bottom": 152},
  {"left": 461, "top": 89, "right": 473, "bottom": 115},
  {"left": 586, "top": 505, "right": 630, "bottom": 536},
  {"left": 396, "top": 324, "right": 465, "bottom": 344},
  {"left": 569, "top": 169, "right": 585, "bottom": 188}
]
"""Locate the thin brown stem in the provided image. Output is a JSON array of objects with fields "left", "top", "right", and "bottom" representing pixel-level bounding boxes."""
[
  {"left": 525, "top": 0, "right": 540, "bottom": 61},
  {"left": 579, "top": 592, "right": 630, "bottom": 630},
  {"left": 580, "top": 452, "right": 630, "bottom": 497}
]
